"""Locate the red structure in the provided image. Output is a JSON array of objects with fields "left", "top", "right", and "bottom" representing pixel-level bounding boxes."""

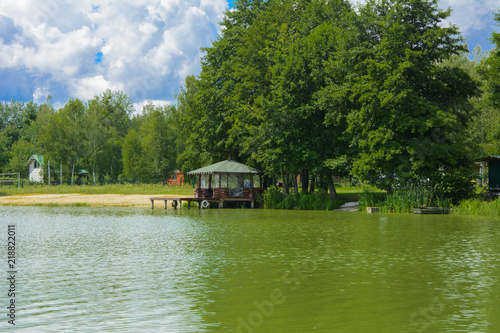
[{"left": 167, "top": 170, "right": 183, "bottom": 186}]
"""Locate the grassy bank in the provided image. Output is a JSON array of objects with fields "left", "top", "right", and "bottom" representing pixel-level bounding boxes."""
[
  {"left": 453, "top": 198, "right": 500, "bottom": 216},
  {"left": 0, "top": 183, "right": 194, "bottom": 196}
]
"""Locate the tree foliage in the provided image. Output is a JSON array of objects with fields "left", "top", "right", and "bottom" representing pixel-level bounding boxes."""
[{"left": 178, "top": 0, "right": 479, "bottom": 197}]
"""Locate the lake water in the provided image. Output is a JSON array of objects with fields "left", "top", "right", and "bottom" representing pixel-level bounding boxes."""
[{"left": 1, "top": 206, "right": 499, "bottom": 332}]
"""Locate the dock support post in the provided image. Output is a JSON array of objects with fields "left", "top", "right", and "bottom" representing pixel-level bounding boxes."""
[
  {"left": 188, "top": 201, "right": 191, "bottom": 209},
  {"left": 151, "top": 199, "right": 154, "bottom": 209},
  {"left": 164, "top": 200, "right": 167, "bottom": 210}
]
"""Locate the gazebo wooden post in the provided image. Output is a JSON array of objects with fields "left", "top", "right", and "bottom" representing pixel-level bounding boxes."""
[
  {"left": 198, "top": 174, "right": 201, "bottom": 188},
  {"left": 209, "top": 174, "right": 212, "bottom": 188},
  {"left": 250, "top": 174, "right": 254, "bottom": 188},
  {"left": 218, "top": 173, "right": 222, "bottom": 188}
]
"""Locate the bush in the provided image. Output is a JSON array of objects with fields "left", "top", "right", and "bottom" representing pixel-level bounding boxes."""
[
  {"left": 261, "top": 187, "right": 343, "bottom": 210},
  {"left": 261, "top": 186, "right": 284, "bottom": 209},
  {"left": 431, "top": 168, "right": 475, "bottom": 205}
]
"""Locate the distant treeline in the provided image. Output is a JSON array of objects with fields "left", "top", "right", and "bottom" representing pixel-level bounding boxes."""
[
  {"left": 0, "top": 90, "right": 182, "bottom": 185},
  {"left": 1, "top": 0, "right": 499, "bottom": 202}
]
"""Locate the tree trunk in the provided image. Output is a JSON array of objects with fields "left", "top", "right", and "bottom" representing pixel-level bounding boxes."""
[
  {"left": 263, "top": 174, "right": 269, "bottom": 189},
  {"left": 327, "top": 174, "right": 337, "bottom": 198},
  {"left": 301, "top": 169, "right": 309, "bottom": 194},
  {"left": 92, "top": 166, "right": 96, "bottom": 185},
  {"left": 48, "top": 160, "right": 50, "bottom": 186},
  {"left": 71, "top": 163, "right": 75, "bottom": 186},
  {"left": 292, "top": 173, "right": 299, "bottom": 195},
  {"left": 281, "top": 169, "right": 289, "bottom": 196},
  {"left": 60, "top": 164, "right": 63, "bottom": 185},
  {"left": 309, "top": 174, "right": 315, "bottom": 194}
]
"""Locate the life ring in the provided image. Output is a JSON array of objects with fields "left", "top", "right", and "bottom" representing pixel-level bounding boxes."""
[
  {"left": 171, "top": 200, "right": 178, "bottom": 208},
  {"left": 201, "top": 200, "right": 209, "bottom": 209}
]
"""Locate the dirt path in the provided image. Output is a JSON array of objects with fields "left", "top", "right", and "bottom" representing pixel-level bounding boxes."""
[{"left": 0, "top": 194, "right": 179, "bottom": 208}]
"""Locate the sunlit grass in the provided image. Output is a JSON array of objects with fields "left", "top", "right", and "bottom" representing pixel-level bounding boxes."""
[{"left": 0, "top": 183, "right": 195, "bottom": 196}]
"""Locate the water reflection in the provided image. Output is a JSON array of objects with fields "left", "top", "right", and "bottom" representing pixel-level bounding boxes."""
[{"left": 1, "top": 207, "right": 499, "bottom": 332}]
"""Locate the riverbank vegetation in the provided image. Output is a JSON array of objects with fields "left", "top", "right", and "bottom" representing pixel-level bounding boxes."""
[
  {"left": 261, "top": 186, "right": 344, "bottom": 210},
  {"left": 0, "top": 184, "right": 195, "bottom": 196},
  {"left": 1, "top": 1, "right": 500, "bottom": 211},
  {"left": 453, "top": 198, "right": 500, "bottom": 216},
  {"left": 359, "top": 183, "right": 453, "bottom": 214}
]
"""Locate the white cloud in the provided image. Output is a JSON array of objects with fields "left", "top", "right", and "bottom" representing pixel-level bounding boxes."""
[
  {"left": 133, "top": 99, "right": 173, "bottom": 115},
  {"left": 0, "top": 0, "right": 497, "bottom": 108},
  {"left": 0, "top": 0, "right": 228, "bottom": 109},
  {"left": 439, "top": 0, "right": 499, "bottom": 34}
]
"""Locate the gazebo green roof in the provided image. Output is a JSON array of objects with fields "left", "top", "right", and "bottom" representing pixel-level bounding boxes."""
[{"left": 187, "top": 159, "right": 262, "bottom": 175}]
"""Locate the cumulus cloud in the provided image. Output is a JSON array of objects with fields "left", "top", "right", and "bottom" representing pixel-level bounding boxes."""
[
  {"left": 0, "top": 0, "right": 228, "bottom": 108},
  {"left": 439, "top": 0, "right": 499, "bottom": 34},
  {"left": 0, "top": 0, "right": 497, "bottom": 108}
]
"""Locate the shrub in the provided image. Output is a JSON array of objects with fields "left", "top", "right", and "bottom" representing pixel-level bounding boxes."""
[
  {"left": 261, "top": 187, "right": 343, "bottom": 210},
  {"left": 261, "top": 186, "right": 284, "bottom": 209},
  {"left": 432, "top": 168, "right": 475, "bottom": 205}
]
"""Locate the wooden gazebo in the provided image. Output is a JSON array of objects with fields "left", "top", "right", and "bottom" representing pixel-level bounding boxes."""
[{"left": 187, "top": 159, "right": 263, "bottom": 199}]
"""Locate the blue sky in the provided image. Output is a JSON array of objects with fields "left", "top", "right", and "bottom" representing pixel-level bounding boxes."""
[{"left": 0, "top": 0, "right": 498, "bottom": 111}]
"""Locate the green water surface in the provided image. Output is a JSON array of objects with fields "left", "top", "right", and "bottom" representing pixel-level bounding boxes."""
[{"left": 1, "top": 206, "right": 499, "bottom": 332}]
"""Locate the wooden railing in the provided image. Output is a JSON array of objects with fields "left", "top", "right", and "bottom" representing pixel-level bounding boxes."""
[{"left": 195, "top": 188, "right": 263, "bottom": 199}]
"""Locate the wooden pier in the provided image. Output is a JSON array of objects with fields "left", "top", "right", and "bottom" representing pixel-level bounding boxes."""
[{"left": 150, "top": 196, "right": 256, "bottom": 209}]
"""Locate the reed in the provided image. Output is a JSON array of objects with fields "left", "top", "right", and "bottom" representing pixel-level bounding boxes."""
[
  {"left": 453, "top": 198, "right": 500, "bottom": 216},
  {"left": 360, "top": 183, "right": 451, "bottom": 213}
]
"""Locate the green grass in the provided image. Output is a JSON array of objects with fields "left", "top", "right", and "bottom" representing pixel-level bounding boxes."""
[
  {"left": 0, "top": 183, "right": 195, "bottom": 196},
  {"left": 453, "top": 197, "right": 500, "bottom": 216}
]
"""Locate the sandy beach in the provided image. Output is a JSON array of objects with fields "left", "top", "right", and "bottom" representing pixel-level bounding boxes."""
[{"left": 0, "top": 193, "right": 179, "bottom": 208}]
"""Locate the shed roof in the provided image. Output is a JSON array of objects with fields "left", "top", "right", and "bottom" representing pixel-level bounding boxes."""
[
  {"left": 475, "top": 156, "right": 500, "bottom": 162},
  {"left": 25, "top": 154, "right": 44, "bottom": 167},
  {"left": 187, "top": 159, "right": 262, "bottom": 175}
]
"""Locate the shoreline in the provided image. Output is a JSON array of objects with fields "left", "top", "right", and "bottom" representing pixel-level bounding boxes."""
[{"left": 0, "top": 193, "right": 179, "bottom": 208}]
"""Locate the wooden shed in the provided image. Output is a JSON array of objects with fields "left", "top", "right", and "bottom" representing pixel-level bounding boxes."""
[
  {"left": 25, "top": 154, "right": 44, "bottom": 183},
  {"left": 187, "top": 159, "right": 263, "bottom": 199}
]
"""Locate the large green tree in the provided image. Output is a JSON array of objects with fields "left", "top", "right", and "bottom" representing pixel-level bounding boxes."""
[
  {"left": 345, "top": 0, "right": 479, "bottom": 190},
  {"left": 180, "top": 0, "right": 355, "bottom": 196},
  {"left": 479, "top": 11, "right": 500, "bottom": 108}
]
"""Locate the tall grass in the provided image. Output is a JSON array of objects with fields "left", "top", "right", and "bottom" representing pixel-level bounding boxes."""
[
  {"left": 359, "top": 183, "right": 451, "bottom": 213},
  {"left": 453, "top": 198, "right": 500, "bottom": 216}
]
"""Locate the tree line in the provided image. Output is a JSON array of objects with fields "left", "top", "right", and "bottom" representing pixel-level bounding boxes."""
[
  {"left": 0, "top": 90, "right": 182, "bottom": 185},
  {"left": 0, "top": 0, "right": 499, "bottom": 200}
]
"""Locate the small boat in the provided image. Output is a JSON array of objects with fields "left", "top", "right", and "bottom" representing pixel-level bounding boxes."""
[{"left": 413, "top": 207, "right": 451, "bottom": 214}]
